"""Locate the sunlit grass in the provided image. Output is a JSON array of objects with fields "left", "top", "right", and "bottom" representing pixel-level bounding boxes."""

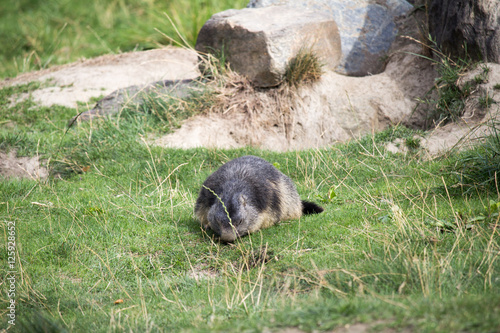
[{"left": 0, "top": 0, "right": 248, "bottom": 79}]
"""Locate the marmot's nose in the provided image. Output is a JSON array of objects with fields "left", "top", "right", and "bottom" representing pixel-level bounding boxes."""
[{"left": 219, "top": 230, "right": 238, "bottom": 243}]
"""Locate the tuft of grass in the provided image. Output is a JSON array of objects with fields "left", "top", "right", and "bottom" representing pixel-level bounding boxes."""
[
  {"left": 409, "top": 36, "right": 475, "bottom": 127},
  {"left": 125, "top": 50, "right": 232, "bottom": 129},
  {"left": 133, "top": 82, "right": 216, "bottom": 133},
  {"left": 473, "top": 64, "right": 490, "bottom": 84},
  {"left": 450, "top": 119, "right": 500, "bottom": 191},
  {"left": 284, "top": 47, "right": 324, "bottom": 87},
  {"left": 198, "top": 46, "right": 230, "bottom": 81},
  {"left": 405, "top": 136, "right": 421, "bottom": 150},
  {"left": 478, "top": 93, "right": 495, "bottom": 109},
  {"left": 429, "top": 53, "right": 473, "bottom": 124}
]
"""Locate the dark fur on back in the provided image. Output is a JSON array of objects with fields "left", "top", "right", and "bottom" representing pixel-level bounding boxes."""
[
  {"left": 194, "top": 155, "right": 323, "bottom": 241},
  {"left": 195, "top": 156, "right": 283, "bottom": 219}
]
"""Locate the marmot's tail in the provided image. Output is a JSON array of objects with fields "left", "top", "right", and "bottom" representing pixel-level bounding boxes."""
[{"left": 301, "top": 201, "right": 324, "bottom": 215}]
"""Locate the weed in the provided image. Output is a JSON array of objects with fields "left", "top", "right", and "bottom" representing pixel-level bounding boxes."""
[
  {"left": 450, "top": 119, "right": 500, "bottom": 192},
  {"left": 405, "top": 136, "right": 421, "bottom": 150},
  {"left": 478, "top": 93, "right": 495, "bottom": 109},
  {"left": 133, "top": 82, "right": 214, "bottom": 133},
  {"left": 407, "top": 35, "right": 475, "bottom": 127},
  {"left": 284, "top": 47, "right": 324, "bottom": 87},
  {"left": 316, "top": 187, "right": 338, "bottom": 204},
  {"left": 430, "top": 54, "right": 472, "bottom": 124},
  {"left": 198, "top": 46, "right": 230, "bottom": 81},
  {"left": 474, "top": 64, "right": 490, "bottom": 84}
]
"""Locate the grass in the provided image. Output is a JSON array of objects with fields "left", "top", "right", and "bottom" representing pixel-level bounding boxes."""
[
  {"left": 426, "top": 47, "right": 474, "bottom": 126},
  {"left": 408, "top": 35, "right": 478, "bottom": 128},
  {"left": 449, "top": 118, "right": 500, "bottom": 192},
  {"left": 0, "top": 0, "right": 248, "bottom": 79},
  {"left": 1, "top": 3, "right": 500, "bottom": 331},
  {"left": 479, "top": 93, "right": 495, "bottom": 109},
  {"left": 0, "top": 81, "right": 499, "bottom": 332},
  {"left": 134, "top": 81, "right": 216, "bottom": 134},
  {"left": 284, "top": 47, "right": 324, "bottom": 87}
]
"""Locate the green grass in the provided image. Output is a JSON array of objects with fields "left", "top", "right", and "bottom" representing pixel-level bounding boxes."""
[
  {"left": 1, "top": 82, "right": 499, "bottom": 332},
  {"left": 0, "top": 0, "right": 248, "bottom": 79},
  {"left": 1, "top": 4, "right": 500, "bottom": 330},
  {"left": 135, "top": 81, "right": 217, "bottom": 134},
  {"left": 410, "top": 36, "right": 478, "bottom": 128},
  {"left": 449, "top": 119, "right": 500, "bottom": 192}
]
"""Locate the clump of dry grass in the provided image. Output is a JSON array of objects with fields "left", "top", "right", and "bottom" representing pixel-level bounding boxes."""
[
  {"left": 198, "top": 45, "right": 324, "bottom": 115},
  {"left": 134, "top": 45, "right": 324, "bottom": 147},
  {"left": 284, "top": 47, "right": 324, "bottom": 87},
  {"left": 194, "top": 47, "right": 323, "bottom": 143}
]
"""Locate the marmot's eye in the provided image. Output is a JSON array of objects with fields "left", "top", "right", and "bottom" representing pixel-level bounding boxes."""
[{"left": 239, "top": 194, "right": 248, "bottom": 206}]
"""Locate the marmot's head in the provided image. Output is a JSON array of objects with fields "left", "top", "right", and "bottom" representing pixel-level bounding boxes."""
[{"left": 207, "top": 191, "right": 258, "bottom": 242}]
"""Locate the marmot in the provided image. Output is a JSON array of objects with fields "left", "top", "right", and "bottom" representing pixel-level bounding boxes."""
[{"left": 194, "top": 155, "right": 324, "bottom": 242}]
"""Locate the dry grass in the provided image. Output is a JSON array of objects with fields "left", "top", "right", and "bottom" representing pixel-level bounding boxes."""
[
  {"left": 193, "top": 48, "right": 323, "bottom": 143},
  {"left": 284, "top": 47, "right": 324, "bottom": 87}
]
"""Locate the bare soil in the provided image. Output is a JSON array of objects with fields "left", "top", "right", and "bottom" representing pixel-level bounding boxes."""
[{"left": 0, "top": 150, "right": 48, "bottom": 180}]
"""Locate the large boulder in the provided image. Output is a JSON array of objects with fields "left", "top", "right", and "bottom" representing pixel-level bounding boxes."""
[
  {"left": 195, "top": 6, "right": 341, "bottom": 87},
  {"left": 248, "top": 0, "right": 413, "bottom": 76},
  {"left": 429, "top": 0, "right": 500, "bottom": 63}
]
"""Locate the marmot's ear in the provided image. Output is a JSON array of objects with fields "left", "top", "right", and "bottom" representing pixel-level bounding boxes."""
[{"left": 239, "top": 194, "right": 247, "bottom": 207}]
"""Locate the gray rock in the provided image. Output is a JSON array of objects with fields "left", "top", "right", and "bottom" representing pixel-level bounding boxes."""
[
  {"left": 248, "top": 0, "right": 413, "bottom": 76},
  {"left": 429, "top": 0, "right": 500, "bottom": 64},
  {"left": 195, "top": 6, "right": 341, "bottom": 87}
]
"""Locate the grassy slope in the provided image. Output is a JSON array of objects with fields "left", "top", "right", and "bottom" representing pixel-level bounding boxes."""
[
  {"left": 1, "top": 1, "right": 499, "bottom": 331},
  {"left": 0, "top": 0, "right": 247, "bottom": 79},
  {"left": 0, "top": 83, "right": 499, "bottom": 332}
]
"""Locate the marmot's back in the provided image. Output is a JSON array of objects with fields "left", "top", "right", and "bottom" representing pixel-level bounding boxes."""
[{"left": 194, "top": 155, "right": 323, "bottom": 242}]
